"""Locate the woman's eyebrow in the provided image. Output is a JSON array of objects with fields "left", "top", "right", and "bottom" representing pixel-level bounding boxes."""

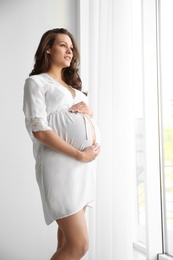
[{"left": 59, "top": 41, "right": 73, "bottom": 47}]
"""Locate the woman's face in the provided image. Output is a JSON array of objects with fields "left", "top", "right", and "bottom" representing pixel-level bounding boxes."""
[{"left": 47, "top": 33, "right": 74, "bottom": 69}]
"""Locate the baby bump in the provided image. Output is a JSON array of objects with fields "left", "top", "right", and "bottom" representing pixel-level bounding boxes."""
[{"left": 48, "top": 110, "right": 100, "bottom": 151}]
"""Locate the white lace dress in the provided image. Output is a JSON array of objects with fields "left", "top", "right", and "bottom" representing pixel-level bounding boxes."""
[{"left": 23, "top": 73, "right": 100, "bottom": 225}]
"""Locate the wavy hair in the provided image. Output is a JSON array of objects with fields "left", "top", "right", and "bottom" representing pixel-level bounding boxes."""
[{"left": 29, "top": 28, "right": 82, "bottom": 90}]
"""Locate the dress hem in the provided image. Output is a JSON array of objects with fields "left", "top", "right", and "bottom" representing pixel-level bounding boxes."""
[{"left": 46, "top": 199, "right": 94, "bottom": 225}]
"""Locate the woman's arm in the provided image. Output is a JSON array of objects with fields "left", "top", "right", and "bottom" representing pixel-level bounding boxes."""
[{"left": 33, "top": 130, "right": 100, "bottom": 162}]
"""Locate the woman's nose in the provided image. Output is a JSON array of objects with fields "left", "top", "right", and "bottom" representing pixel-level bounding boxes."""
[{"left": 67, "top": 47, "right": 72, "bottom": 53}]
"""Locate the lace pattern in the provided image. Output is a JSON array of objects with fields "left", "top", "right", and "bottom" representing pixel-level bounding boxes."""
[{"left": 25, "top": 116, "right": 52, "bottom": 132}]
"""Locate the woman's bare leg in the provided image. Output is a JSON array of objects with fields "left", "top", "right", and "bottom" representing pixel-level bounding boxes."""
[
  {"left": 51, "top": 207, "right": 88, "bottom": 260},
  {"left": 56, "top": 207, "right": 86, "bottom": 251},
  {"left": 57, "top": 227, "right": 64, "bottom": 250}
]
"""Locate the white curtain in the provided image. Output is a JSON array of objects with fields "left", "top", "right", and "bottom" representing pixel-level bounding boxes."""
[{"left": 78, "top": 0, "right": 135, "bottom": 259}]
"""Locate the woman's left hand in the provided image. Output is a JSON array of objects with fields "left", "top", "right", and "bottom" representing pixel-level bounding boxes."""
[{"left": 69, "top": 102, "right": 93, "bottom": 117}]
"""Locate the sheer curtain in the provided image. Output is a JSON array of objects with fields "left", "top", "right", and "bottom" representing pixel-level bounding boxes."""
[{"left": 78, "top": 1, "right": 135, "bottom": 259}]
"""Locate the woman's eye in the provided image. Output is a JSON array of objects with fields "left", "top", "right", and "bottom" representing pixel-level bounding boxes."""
[{"left": 59, "top": 44, "right": 73, "bottom": 52}]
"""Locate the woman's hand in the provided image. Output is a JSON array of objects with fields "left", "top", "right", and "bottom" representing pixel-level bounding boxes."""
[
  {"left": 33, "top": 130, "right": 100, "bottom": 163},
  {"left": 78, "top": 143, "right": 101, "bottom": 162},
  {"left": 69, "top": 102, "right": 93, "bottom": 117}
]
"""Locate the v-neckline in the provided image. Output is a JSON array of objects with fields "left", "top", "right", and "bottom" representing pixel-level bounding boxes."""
[{"left": 43, "top": 73, "right": 76, "bottom": 99}]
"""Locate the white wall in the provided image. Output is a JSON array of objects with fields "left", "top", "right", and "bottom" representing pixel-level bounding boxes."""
[{"left": 0, "top": 1, "right": 77, "bottom": 259}]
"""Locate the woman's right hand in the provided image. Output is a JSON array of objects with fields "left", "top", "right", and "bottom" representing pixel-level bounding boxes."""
[
  {"left": 33, "top": 130, "right": 100, "bottom": 162},
  {"left": 78, "top": 143, "right": 101, "bottom": 162}
]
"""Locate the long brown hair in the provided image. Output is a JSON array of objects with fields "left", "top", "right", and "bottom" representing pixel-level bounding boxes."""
[{"left": 29, "top": 28, "right": 82, "bottom": 90}]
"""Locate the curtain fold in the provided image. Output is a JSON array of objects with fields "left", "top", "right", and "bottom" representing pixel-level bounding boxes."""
[{"left": 79, "top": 1, "right": 135, "bottom": 259}]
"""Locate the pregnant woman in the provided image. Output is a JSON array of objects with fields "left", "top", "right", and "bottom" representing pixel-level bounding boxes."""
[{"left": 23, "top": 28, "right": 100, "bottom": 260}]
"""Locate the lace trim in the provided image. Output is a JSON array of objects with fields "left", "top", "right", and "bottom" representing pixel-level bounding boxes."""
[{"left": 25, "top": 116, "right": 52, "bottom": 132}]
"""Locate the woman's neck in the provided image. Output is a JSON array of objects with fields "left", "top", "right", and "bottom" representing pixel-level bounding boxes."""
[
  {"left": 46, "top": 67, "right": 69, "bottom": 87},
  {"left": 46, "top": 67, "right": 62, "bottom": 82}
]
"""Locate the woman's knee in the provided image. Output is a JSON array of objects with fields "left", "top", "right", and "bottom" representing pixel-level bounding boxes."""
[
  {"left": 79, "top": 236, "right": 89, "bottom": 255},
  {"left": 69, "top": 236, "right": 89, "bottom": 258}
]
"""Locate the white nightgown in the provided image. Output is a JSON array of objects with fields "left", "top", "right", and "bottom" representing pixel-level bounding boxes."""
[{"left": 23, "top": 73, "right": 100, "bottom": 225}]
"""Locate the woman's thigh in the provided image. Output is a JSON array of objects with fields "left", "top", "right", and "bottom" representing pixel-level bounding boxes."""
[{"left": 57, "top": 208, "right": 88, "bottom": 247}]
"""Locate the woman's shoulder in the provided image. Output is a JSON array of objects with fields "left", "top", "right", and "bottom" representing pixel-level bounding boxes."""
[
  {"left": 25, "top": 74, "right": 47, "bottom": 85},
  {"left": 24, "top": 74, "right": 50, "bottom": 91}
]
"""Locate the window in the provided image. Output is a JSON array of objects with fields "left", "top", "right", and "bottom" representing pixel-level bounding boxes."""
[
  {"left": 133, "top": 0, "right": 173, "bottom": 259},
  {"left": 132, "top": 0, "right": 146, "bottom": 249},
  {"left": 159, "top": 0, "right": 173, "bottom": 256}
]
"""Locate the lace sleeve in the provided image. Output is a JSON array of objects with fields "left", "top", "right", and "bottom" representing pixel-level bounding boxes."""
[{"left": 25, "top": 116, "right": 52, "bottom": 140}]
